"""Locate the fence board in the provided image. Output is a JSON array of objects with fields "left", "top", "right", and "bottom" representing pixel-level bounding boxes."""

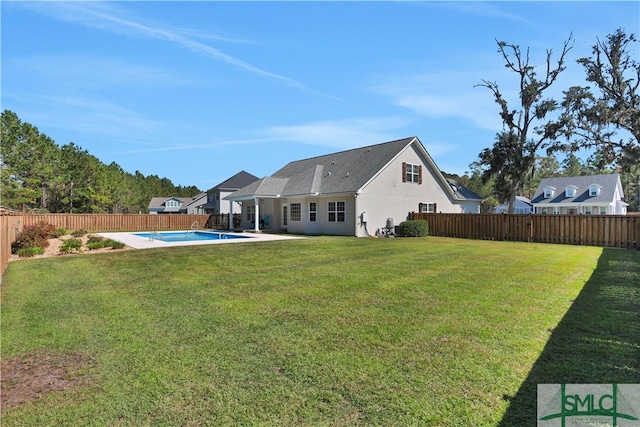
[{"left": 410, "top": 213, "right": 639, "bottom": 250}]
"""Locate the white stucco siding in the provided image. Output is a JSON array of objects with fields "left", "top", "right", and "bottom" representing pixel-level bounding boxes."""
[
  {"left": 277, "top": 196, "right": 355, "bottom": 235},
  {"left": 283, "top": 197, "right": 306, "bottom": 235},
  {"left": 315, "top": 196, "right": 356, "bottom": 236},
  {"left": 217, "top": 191, "right": 243, "bottom": 215},
  {"left": 354, "top": 146, "right": 459, "bottom": 236}
]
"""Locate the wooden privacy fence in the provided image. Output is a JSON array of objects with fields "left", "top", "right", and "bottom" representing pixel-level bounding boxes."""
[
  {"left": 206, "top": 213, "right": 242, "bottom": 230},
  {"left": 17, "top": 214, "right": 212, "bottom": 232},
  {"left": 409, "top": 213, "right": 640, "bottom": 250},
  {"left": 1, "top": 214, "right": 212, "bottom": 277}
]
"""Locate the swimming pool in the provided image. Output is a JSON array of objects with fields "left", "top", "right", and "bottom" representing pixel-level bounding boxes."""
[
  {"left": 98, "top": 230, "right": 300, "bottom": 249},
  {"left": 134, "top": 231, "right": 250, "bottom": 242}
]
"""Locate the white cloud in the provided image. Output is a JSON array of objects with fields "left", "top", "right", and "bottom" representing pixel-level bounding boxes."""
[
  {"left": 23, "top": 1, "right": 329, "bottom": 96},
  {"left": 370, "top": 68, "right": 507, "bottom": 132},
  {"left": 263, "top": 117, "right": 413, "bottom": 149}
]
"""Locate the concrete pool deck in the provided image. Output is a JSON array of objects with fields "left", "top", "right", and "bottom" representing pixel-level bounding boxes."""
[{"left": 98, "top": 230, "right": 304, "bottom": 250}]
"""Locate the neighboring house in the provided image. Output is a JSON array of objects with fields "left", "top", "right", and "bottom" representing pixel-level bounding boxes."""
[
  {"left": 201, "top": 171, "right": 260, "bottom": 215},
  {"left": 148, "top": 193, "right": 207, "bottom": 214},
  {"left": 495, "top": 196, "right": 533, "bottom": 214},
  {"left": 224, "top": 136, "right": 483, "bottom": 237},
  {"left": 530, "top": 174, "right": 627, "bottom": 215}
]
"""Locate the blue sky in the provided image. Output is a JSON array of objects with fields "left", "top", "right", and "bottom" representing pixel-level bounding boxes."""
[{"left": 2, "top": 1, "right": 638, "bottom": 191}]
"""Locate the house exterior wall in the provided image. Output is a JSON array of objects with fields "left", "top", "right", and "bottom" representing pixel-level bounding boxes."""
[
  {"left": 534, "top": 202, "right": 626, "bottom": 215},
  {"left": 353, "top": 146, "right": 463, "bottom": 237},
  {"left": 206, "top": 190, "right": 243, "bottom": 214},
  {"left": 238, "top": 198, "right": 279, "bottom": 230},
  {"left": 279, "top": 196, "right": 356, "bottom": 236},
  {"left": 185, "top": 194, "right": 206, "bottom": 214},
  {"left": 496, "top": 199, "right": 533, "bottom": 214}
]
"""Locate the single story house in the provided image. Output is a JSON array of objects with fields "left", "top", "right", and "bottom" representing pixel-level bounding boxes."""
[
  {"left": 495, "top": 196, "right": 533, "bottom": 214},
  {"left": 148, "top": 193, "right": 207, "bottom": 214},
  {"left": 224, "top": 136, "right": 483, "bottom": 237},
  {"left": 201, "top": 171, "right": 260, "bottom": 214},
  {"left": 530, "top": 174, "right": 627, "bottom": 215}
]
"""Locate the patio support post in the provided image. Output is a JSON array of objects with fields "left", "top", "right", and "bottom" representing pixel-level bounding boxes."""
[
  {"left": 254, "top": 198, "right": 260, "bottom": 232},
  {"left": 229, "top": 200, "right": 234, "bottom": 231}
]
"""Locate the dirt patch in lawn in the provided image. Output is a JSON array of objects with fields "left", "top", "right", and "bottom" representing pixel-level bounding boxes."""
[{"left": 1, "top": 351, "right": 95, "bottom": 409}]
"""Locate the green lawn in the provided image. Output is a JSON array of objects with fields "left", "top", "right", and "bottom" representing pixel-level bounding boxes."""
[{"left": 1, "top": 236, "right": 638, "bottom": 426}]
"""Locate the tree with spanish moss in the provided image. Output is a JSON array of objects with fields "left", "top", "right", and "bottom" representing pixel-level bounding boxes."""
[
  {"left": 476, "top": 35, "right": 574, "bottom": 213},
  {"left": 554, "top": 28, "right": 640, "bottom": 211},
  {"left": 555, "top": 29, "right": 639, "bottom": 169}
]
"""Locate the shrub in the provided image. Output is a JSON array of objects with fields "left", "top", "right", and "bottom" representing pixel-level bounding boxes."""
[
  {"left": 398, "top": 220, "right": 429, "bottom": 237},
  {"left": 52, "top": 228, "right": 69, "bottom": 238},
  {"left": 87, "top": 235, "right": 105, "bottom": 244},
  {"left": 17, "top": 247, "right": 45, "bottom": 258},
  {"left": 60, "top": 238, "right": 83, "bottom": 254},
  {"left": 12, "top": 221, "right": 57, "bottom": 253},
  {"left": 106, "top": 239, "right": 126, "bottom": 249},
  {"left": 85, "top": 235, "right": 125, "bottom": 250},
  {"left": 71, "top": 229, "right": 88, "bottom": 237},
  {"left": 87, "top": 237, "right": 125, "bottom": 250},
  {"left": 86, "top": 241, "right": 104, "bottom": 250}
]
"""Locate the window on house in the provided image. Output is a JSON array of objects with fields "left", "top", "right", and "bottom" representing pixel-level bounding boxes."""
[
  {"left": 544, "top": 187, "right": 555, "bottom": 198},
  {"left": 585, "top": 206, "right": 592, "bottom": 215},
  {"left": 290, "top": 203, "right": 301, "bottom": 221},
  {"left": 246, "top": 205, "right": 255, "bottom": 222},
  {"left": 419, "top": 203, "right": 436, "bottom": 213},
  {"left": 589, "top": 185, "right": 600, "bottom": 196},
  {"left": 402, "top": 162, "right": 422, "bottom": 184},
  {"left": 600, "top": 206, "right": 607, "bottom": 214},
  {"left": 565, "top": 186, "right": 576, "bottom": 197},
  {"left": 328, "top": 201, "right": 345, "bottom": 222},
  {"left": 309, "top": 202, "right": 317, "bottom": 222}
]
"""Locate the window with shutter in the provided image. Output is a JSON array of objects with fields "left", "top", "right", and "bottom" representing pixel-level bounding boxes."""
[{"left": 404, "top": 163, "right": 420, "bottom": 183}]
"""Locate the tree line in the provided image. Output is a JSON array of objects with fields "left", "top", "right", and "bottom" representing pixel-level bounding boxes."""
[{"left": 1, "top": 110, "right": 201, "bottom": 214}]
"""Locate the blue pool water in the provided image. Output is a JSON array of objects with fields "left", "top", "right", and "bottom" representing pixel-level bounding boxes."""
[{"left": 134, "top": 231, "right": 249, "bottom": 242}]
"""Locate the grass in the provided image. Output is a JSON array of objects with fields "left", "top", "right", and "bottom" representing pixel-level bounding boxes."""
[{"left": 1, "top": 236, "right": 638, "bottom": 426}]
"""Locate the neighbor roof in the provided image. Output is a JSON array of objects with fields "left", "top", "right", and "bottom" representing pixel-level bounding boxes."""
[
  {"left": 446, "top": 178, "right": 483, "bottom": 201},
  {"left": 208, "top": 170, "right": 260, "bottom": 192},
  {"left": 531, "top": 174, "right": 623, "bottom": 204},
  {"left": 148, "top": 196, "right": 193, "bottom": 211}
]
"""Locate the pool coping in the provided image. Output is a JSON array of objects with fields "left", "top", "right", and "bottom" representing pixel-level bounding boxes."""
[{"left": 98, "top": 230, "right": 304, "bottom": 249}]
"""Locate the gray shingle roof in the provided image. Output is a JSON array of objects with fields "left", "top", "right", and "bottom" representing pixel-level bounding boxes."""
[
  {"left": 271, "top": 137, "right": 415, "bottom": 196},
  {"left": 446, "top": 178, "right": 483, "bottom": 201},
  {"left": 227, "top": 137, "right": 482, "bottom": 201},
  {"left": 531, "top": 174, "right": 623, "bottom": 204},
  {"left": 208, "top": 170, "right": 260, "bottom": 192},
  {"left": 148, "top": 196, "right": 193, "bottom": 210}
]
